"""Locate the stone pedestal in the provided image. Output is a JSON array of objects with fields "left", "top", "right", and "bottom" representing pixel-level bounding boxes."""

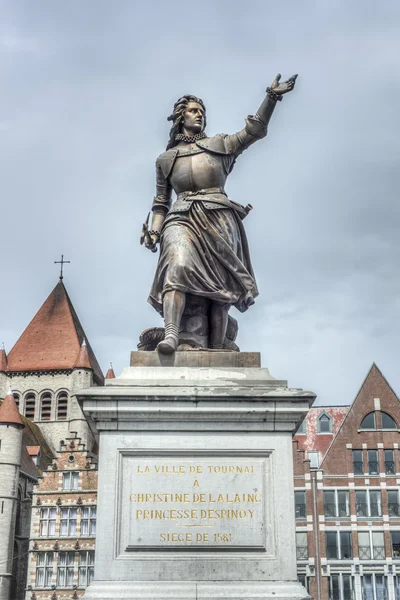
[{"left": 77, "top": 352, "right": 315, "bottom": 600}]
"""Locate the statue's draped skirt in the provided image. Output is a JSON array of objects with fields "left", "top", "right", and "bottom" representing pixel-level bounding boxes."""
[{"left": 148, "top": 202, "right": 259, "bottom": 315}]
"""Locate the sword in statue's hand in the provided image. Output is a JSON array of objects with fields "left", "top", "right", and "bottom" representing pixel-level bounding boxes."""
[{"left": 140, "top": 213, "right": 158, "bottom": 253}]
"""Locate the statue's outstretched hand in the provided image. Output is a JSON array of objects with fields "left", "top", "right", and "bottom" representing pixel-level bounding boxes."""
[{"left": 270, "top": 73, "right": 298, "bottom": 96}]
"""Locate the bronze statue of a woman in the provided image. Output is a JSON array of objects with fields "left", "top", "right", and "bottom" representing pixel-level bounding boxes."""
[{"left": 142, "top": 74, "right": 297, "bottom": 354}]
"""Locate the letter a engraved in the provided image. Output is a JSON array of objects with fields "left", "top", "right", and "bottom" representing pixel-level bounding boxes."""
[{"left": 193, "top": 480, "right": 199, "bottom": 488}]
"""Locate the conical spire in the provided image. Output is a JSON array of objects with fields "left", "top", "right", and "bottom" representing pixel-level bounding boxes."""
[
  {"left": 0, "top": 343, "right": 7, "bottom": 372},
  {"left": 0, "top": 388, "right": 24, "bottom": 428},
  {"left": 74, "top": 338, "right": 92, "bottom": 369},
  {"left": 105, "top": 362, "right": 115, "bottom": 380},
  {"left": 7, "top": 280, "right": 103, "bottom": 383}
]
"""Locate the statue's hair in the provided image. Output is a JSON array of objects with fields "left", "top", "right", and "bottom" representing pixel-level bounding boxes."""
[{"left": 166, "top": 94, "right": 206, "bottom": 150}]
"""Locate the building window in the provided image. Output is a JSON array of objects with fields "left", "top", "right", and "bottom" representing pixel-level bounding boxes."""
[
  {"left": 324, "top": 490, "right": 350, "bottom": 518},
  {"left": 382, "top": 412, "right": 397, "bottom": 430},
  {"left": 391, "top": 532, "right": 400, "bottom": 558},
  {"left": 294, "top": 491, "right": 306, "bottom": 519},
  {"left": 388, "top": 490, "right": 400, "bottom": 517},
  {"left": 356, "top": 490, "right": 382, "bottom": 517},
  {"left": 360, "top": 412, "right": 376, "bottom": 430},
  {"left": 13, "top": 394, "right": 20, "bottom": 411},
  {"left": 394, "top": 576, "right": 400, "bottom": 600},
  {"left": 308, "top": 451, "right": 319, "bottom": 469},
  {"left": 358, "top": 531, "right": 385, "bottom": 560},
  {"left": 318, "top": 413, "right": 332, "bottom": 433},
  {"left": 329, "top": 574, "right": 354, "bottom": 600},
  {"left": 78, "top": 551, "right": 95, "bottom": 587},
  {"left": 57, "top": 392, "right": 68, "bottom": 420},
  {"left": 35, "top": 552, "right": 54, "bottom": 587},
  {"left": 60, "top": 508, "right": 78, "bottom": 536},
  {"left": 368, "top": 450, "right": 379, "bottom": 475},
  {"left": 57, "top": 551, "right": 75, "bottom": 587},
  {"left": 81, "top": 506, "right": 97, "bottom": 536},
  {"left": 297, "top": 574, "right": 309, "bottom": 592},
  {"left": 40, "top": 393, "right": 52, "bottom": 421},
  {"left": 352, "top": 449, "right": 364, "bottom": 475},
  {"left": 296, "top": 419, "right": 306, "bottom": 435},
  {"left": 384, "top": 449, "right": 395, "bottom": 474},
  {"left": 362, "top": 575, "right": 387, "bottom": 600},
  {"left": 326, "top": 531, "right": 353, "bottom": 559},
  {"left": 62, "top": 471, "right": 79, "bottom": 491},
  {"left": 24, "top": 393, "right": 36, "bottom": 419},
  {"left": 39, "top": 507, "right": 56, "bottom": 536},
  {"left": 296, "top": 532, "right": 308, "bottom": 559}
]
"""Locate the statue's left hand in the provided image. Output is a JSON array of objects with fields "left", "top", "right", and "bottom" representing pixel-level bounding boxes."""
[{"left": 270, "top": 73, "right": 298, "bottom": 95}]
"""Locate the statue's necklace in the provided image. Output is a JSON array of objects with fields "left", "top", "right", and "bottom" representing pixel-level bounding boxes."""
[{"left": 175, "top": 132, "right": 207, "bottom": 143}]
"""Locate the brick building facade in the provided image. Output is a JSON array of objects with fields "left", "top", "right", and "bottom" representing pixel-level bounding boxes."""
[{"left": 294, "top": 364, "right": 400, "bottom": 600}]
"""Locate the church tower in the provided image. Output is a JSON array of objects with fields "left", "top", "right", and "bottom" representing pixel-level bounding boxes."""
[
  {"left": 1, "top": 278, "right": 103, "bottom": 452},
  {"left": 0, "top": 390, "right": 24, "bottom": 600}
]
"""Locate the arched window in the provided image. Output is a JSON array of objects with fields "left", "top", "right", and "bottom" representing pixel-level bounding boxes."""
[
  {"left": 24, "top": 394, "right": 36, "bottom": 420},
  {"left": 40, "top": 393, "right": 52, "bottom": 421},
  {"left": 57, "top": 392, "right": 68, "bottom": 421},
  {"left": 360, "top": 412, "right": 376, "bottom": 430},
  {"left": 382, "top": 412, "right": 397, "bottom": 430},
  {"left": 13, "top": 394, "right": 20, "bottom": 412},
  {"left": 318, "top": 413, "right": 332, "bottom": 433}
]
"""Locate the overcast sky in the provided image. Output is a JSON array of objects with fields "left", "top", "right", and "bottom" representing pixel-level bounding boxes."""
[{"left": 1, "top": 1, "right": 399, "bottom": 406}]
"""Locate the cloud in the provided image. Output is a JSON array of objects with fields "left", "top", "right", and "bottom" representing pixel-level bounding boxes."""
[{"left": 1, "top": 0, "right": 400, "bottom": 405}]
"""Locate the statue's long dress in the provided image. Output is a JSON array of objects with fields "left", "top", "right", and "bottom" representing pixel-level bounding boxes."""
[{"left": 148, "top": 121, "right": 267, "bottom": 316}]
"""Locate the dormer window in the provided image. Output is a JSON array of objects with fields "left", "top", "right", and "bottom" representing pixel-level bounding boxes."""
[{"left": 318, "top": 413, "right": 332, "bottom": 434}]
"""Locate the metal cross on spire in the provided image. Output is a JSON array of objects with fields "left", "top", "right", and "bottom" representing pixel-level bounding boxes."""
[{"left": 54, "top": 254, "right": 71, "bottom": 280}]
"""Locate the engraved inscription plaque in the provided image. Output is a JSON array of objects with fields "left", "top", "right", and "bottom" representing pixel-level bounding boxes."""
[{"left": 119, "top": 456, "right": 266, "bottom": 550}]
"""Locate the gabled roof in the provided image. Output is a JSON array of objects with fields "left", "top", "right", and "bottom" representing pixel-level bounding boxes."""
[
  {"left": 321, "top": 363, "right": 400, "bottom": 471},
  {"left": 6, "top": 280, "right": 103, "bottom": 383}
]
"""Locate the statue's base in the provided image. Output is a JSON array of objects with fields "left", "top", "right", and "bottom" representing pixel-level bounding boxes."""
[
  {"left": 81, "top": 580, "right": 308, "bottom": 600},
  {"left": 130, "top": 350, "right": 260, "bottom": 368},
  {"left": 77, "top": 351, "right": 314, "bottom": 600}
]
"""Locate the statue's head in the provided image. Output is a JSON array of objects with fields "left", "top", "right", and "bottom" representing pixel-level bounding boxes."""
[{"left": 166, "top": 94, "right": 207, "bottom": 150}]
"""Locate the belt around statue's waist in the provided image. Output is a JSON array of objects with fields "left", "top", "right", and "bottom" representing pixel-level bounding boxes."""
[
  {"left": 174, "top": 188, "right": 246, "bottom": 216},
  {"left": 177, "top": 187, "right": 226, "bottom": 200}
]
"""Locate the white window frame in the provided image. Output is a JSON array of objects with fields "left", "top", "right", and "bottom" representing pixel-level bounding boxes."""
[
  {"left": 324, "top": 489, "right": 350, "bottom": 518},
  {"left": 326, "top": 530, "right": 353, "bottom": 560},
  {"left": 57, "top": 551, "right": 75, "bottom": 587},
  {"left": 308, "top": 451, "right": 319, "bottom": 469},
  {"left": 296, "top": 531, "right": 308, "bottom": 560},
  {"left": 388, "top": 489, "right": 400, "bottom": 517},
  {"left": 60, "top": 507, "right": 78, "bottom": 537},
  {"left": 78, "top": 550, "right": 95, "bottom": 587},
  {"left": 35, "top": 551, "right": 54, "bottom": 587},
  {"left": 329, "top": 573, "right": 354, "bottom": 600},
  {"left": 361, "top": 574, "right": 387, "bottom": 600},
  {"left": 358, "top": 530, "right": 385, "bottom": 560},
  {"left": 62, "top": 471, "right": 79, "bottom": 491},
  {"left": 355, "top": 489, "right": 382, "bottom": 518},
  {"left": 39, "top": 507, "right": 57, "bottom": 537},
  {"left": 81, "top": 506, "right": 97, "bottom": 536}
]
